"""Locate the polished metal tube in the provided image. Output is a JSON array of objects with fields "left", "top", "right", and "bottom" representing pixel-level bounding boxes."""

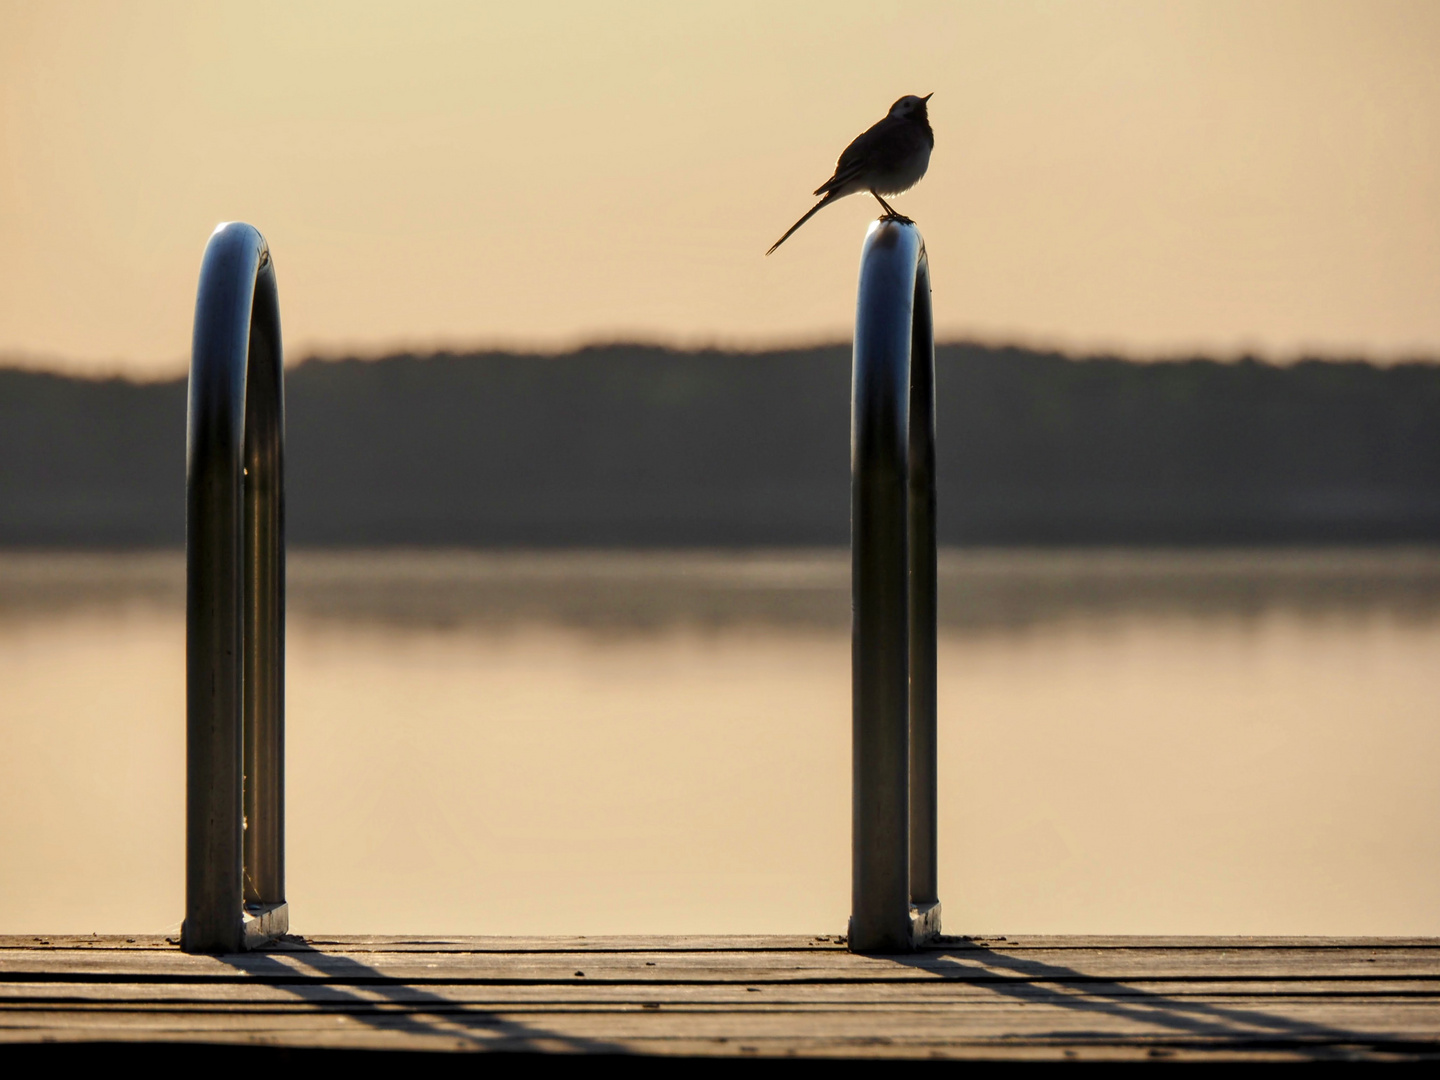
[
  {"left": 850, "top": 220, "right": 935, "bottom": 953},
  {"left": 185, "top": 223, "right": 286, "bottom": 953},
  {"left": 907, "top": 264, "right": 938, "bottom": 907},
  {"left": 242, "top": 263, "right": 286, "bottom": 909}
]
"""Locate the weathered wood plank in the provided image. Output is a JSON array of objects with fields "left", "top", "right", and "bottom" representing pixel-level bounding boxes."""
[
  {"left": 3, "top": 979, "right": 1438, "bottom": 1004},
  {"left": 3, "top": 950, "right": 1435, "bottom": 984},
  {"left": 5, "top": 935, "right": 1437, "bottom": 952},
  {"left": 0, "top": 1003, "right": 1432, "bottom": 1035},
  {"left": 0, "top": 935, "right": 846, "bottom": 953},
  {"left": 3, "top": 1004, "right": 1438, "bottom": 1053}
]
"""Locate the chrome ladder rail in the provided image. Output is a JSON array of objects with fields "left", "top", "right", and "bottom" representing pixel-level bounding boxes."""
[
  {"left": 183, "top": 222, "right": 288, "bottom": 952},
  {"left": 849, "top": 220, "right": 940, "bottom": 953},
  {"left": 176, "top": 216, "right": 929, "bottom": 952}
]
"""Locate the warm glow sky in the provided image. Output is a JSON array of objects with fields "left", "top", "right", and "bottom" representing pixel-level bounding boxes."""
[{"left": 2, "top": 0, "right": 1439, "bottom": 377}]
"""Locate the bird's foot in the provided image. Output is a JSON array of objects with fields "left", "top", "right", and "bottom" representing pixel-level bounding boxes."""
[{"left": 879, "top": 211, "right": 915, "bottom": 225}]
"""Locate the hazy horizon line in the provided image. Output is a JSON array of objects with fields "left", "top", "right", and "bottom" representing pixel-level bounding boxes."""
[{"left": 4, "top": 333, "right": 1439, "bottom": 385}]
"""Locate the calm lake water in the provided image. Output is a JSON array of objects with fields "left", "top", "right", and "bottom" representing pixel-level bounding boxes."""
[{"left": 2, "top": 548, "right": 1437, "bottom": 937}]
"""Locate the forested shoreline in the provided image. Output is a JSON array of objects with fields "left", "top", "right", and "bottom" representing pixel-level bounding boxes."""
[{"left": 3, "top": 344, "right": 1437, "bottom": 546}]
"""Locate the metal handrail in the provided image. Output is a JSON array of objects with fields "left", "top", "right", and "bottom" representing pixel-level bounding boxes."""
[
  {"left": 183, "top": 223, "right": 288, "bottom": 952},
  {"left": 849, "top": 220, "right": 939, "bottom": 953}
]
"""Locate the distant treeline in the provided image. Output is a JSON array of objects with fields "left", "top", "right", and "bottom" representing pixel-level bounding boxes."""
[{"left": 2, "top": 344, "right": 1438, "bottom": 546}]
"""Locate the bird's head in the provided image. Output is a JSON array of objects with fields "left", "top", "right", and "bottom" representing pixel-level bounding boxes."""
[{"left": 889, "top": 93, "right": 933, "bottom": 121}]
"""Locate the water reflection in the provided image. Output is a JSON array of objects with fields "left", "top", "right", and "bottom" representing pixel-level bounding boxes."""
[
  {"left": 7, "top": 548, "right": 1440, "bottom": 630},
  {"left": 0, "top": 549, "right": 1436, "bottom": 936}
]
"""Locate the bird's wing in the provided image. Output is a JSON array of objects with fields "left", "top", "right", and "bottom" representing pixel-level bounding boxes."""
[{"left": 813, "top": 116, "right": 900, "bottom": 196}]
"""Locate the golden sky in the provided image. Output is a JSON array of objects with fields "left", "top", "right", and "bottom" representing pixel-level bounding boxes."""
[{"left": 2, "top": 0, "right": 1438, "bottom": 376}]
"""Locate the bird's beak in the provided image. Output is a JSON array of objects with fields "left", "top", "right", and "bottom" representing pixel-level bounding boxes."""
[{"left": 922, "top": 92, "right": 933, "bottom": 102}]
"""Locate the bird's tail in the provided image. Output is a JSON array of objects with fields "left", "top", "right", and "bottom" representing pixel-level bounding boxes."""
[{"left": 766, "top": 192, "right": 840, "bottom": 256}]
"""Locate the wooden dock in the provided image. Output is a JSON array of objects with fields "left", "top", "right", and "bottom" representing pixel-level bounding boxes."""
[{"left": 2, "top": 935, "right": 1438, "bottom": 1062}]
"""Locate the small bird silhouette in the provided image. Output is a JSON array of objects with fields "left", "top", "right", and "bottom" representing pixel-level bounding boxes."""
[{"left": 767, "top": 94, "right": 934, "bottom": 256}]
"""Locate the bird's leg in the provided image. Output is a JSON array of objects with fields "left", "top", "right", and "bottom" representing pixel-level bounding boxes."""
[{"left": 870, "top": 191, "right": 913, "bottom": 225}]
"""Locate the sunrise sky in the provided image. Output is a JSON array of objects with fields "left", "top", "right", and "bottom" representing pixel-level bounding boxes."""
[{"left": 2, "top": 0, "right": 1438, "bottom": 377}]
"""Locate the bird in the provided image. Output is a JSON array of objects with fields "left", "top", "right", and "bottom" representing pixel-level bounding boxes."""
[{"left": 767, "top": 94, "right": 934, "bottom": 256}]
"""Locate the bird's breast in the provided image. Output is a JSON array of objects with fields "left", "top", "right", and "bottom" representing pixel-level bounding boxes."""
[{"left": 872, "top": 143, "right": 931, "bottom": 196}]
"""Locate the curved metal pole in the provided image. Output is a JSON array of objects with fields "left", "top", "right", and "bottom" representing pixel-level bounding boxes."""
[
  {"left": 849, "top": 220, "right": 938, "bottom": 953},
  {"left": 184, "top": 223, "right": 287, "bottom": 953},
  {"left": 908, "top": 247, "right": 938, "bottom": 920}
]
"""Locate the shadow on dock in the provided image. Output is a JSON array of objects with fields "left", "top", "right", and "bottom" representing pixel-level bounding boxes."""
[{"left": 894, "top": 939, "right": 1440, "bottom": 1058}]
